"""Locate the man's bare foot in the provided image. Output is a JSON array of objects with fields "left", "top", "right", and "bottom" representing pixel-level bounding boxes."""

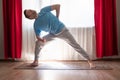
[
  {"left": 30, "top": 60, "right": 38, "bottom": 67},
  {"left": 88, "top": 60, "right": 96, "bottom": 69}
]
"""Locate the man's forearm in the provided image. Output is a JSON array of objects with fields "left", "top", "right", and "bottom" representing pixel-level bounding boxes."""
[
  {"left": 36, "top": 36, "right": 45, "bottom": 42},
  {"left": 51, "top": 4, "right": 60, "bottom": 18},
  {"left": 55, "top": 5, "right": 60, "bottom": 18}
]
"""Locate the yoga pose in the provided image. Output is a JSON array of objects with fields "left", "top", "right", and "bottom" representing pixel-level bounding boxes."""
[{"left": 24, "top": 4, "right": 95, "bottom": 68}]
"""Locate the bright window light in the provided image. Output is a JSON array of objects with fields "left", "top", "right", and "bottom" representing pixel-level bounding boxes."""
[
  {"left": 23, "top": 0, "right": 94, "bottom": 28},
  {"left": 50, "top": 0, "right": 95, "bottom": 27},
  {"left": 22, "top": 0, "right": 95, "bottom": 60}
]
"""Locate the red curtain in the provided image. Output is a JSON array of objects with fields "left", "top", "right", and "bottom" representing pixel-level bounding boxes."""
[
  {"left": 2, "top": 0, "right": 22, "bottom": 59},
  {"left": 94, "top": 0, "right": 118, "bottom": 58}
]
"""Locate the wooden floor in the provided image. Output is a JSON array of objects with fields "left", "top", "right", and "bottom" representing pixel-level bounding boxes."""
[{"left": 0, "top": 60, "right": 120, "bottom": 80}]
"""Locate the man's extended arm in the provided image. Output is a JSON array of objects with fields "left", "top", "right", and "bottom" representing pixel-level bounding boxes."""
[
  {"left": 36, "top": 36, "right": 46, "bottom": 42},
  {"left": 51, "top": 4, "right": 60, "bottom": 18}
]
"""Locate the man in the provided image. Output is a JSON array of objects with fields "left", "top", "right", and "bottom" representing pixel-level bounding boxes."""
[{"left": 24, "top": 4, "right": 95, "bottom": 68}]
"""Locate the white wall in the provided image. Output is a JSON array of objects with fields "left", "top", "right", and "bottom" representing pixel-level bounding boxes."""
[
  {"left": 0, "top": 0, "right": 120, "bottom": 59},
  {"left": 0, "top": 0, "right": 4, "bottom": 59}
]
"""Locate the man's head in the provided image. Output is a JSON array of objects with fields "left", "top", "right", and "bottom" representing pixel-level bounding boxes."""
[{"left": 24, "top": 9, "right": 38, "bottom": 19}]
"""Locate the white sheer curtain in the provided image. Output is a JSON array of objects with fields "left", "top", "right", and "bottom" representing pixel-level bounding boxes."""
[
  {"left": 22, "top": 0, "right": 96, "bottom": 61},
  {"left": 22, "top": 0, "right": 41, "bottom": 60}
]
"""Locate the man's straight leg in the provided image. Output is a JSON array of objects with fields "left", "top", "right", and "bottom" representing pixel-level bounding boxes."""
[
  {"left": 57, "top": 28, "right": 96, "bottom": 68},
  {"left": 57, "top": 29, "right": 90, "bottom": 60}
]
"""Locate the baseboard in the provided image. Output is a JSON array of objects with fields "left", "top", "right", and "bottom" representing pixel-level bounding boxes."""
[
  {"left": 95, "top": 58, "right": 120, "bottom": 61},
  {"left": 0, "top": 58, "right": 120, "bottom": 62},
  {"left": 0, "top": 59, "right": 24, "bottom": 62}
]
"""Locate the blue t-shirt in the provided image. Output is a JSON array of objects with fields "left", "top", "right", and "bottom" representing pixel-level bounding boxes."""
[{"left": 34, "top": 6, "right": 65, "bottom": 36}]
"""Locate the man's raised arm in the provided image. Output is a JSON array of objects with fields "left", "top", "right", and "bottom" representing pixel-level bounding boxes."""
[{"left": 51, "top": 4, "right": 60, "bottom": 18}]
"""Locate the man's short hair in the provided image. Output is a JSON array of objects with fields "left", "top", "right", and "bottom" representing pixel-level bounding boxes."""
[{"left": 24, "top": 10, "right": 29, "bottom": 18}]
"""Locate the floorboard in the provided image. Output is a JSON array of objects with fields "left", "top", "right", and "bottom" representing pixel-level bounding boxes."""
[{"left": 0, "top": 60, "right": 120, "bottom": 80}]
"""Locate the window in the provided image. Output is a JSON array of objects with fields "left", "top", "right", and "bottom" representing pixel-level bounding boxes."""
[
  {"left": 41, "top": 0, "right": 94, "bottom": 27},
  {"left": 23, "top": 0, "right": 94, "bottom": 28},
  {"left": 22, "top": 0, "right": 95, "bottom": 60}
]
